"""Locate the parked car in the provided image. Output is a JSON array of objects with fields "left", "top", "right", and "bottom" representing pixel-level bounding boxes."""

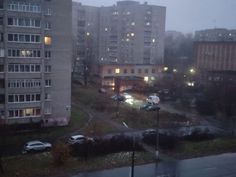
[
  {"left": 111, "top": 94, "right": 125, "bottom": 102},
  {"left": 142, "top": 129, "right": 157, "bottom": 137},
  {"left": 22, "top": 140, "right": 52, "bottom": 154},
  {"left": 68, "top": 135, "right": 94, "bottom": 145},
  {"left": 121, "top": 92, "right": 133, "bottom": 99},
  {"left": 98, "top": 88, "right": 107, "bottom": 93},
  {"left": 139, "top": 102, "right": 153, "bottom": 110},
  {"left": 145, "top": 104, "right": 160, "bottom": 111},
  {"left": 146, "top": 95, "right": 160, "bottom": 105}
]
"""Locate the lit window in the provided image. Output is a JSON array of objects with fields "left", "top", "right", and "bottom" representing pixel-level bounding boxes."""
[{"left": 44, "top": 36, "right": 52, "bottom": 45}]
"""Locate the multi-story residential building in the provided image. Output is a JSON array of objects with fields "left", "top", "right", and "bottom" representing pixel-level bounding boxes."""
[
  {"left": 0, "top": 0, "right": 72, "bottom": 126},
  {"left": 99, "top": 1, "right": 166, "bottom": 65},
  {"left": 72, "top": 2, "right": 99, "bottom": 81},
  {"left": 72, "top": 1, "right": 166, "bottom": 83},
  {"left": 194, "top": 28, "right": 236, "bottom": 83}
]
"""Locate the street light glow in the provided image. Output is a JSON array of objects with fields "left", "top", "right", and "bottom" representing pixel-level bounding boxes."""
[
  {"left": 115, "top": 68, "right": 120, "bottom": 74},
  {"left": 144, "top": 76, "right": 149, "bottom": 82},
  {"left": 190, "top": 68, "right": 196, "bottom": 74},
  {"left": 163, "top": 67, "right": 168, "bottom": 71},
  {"left": 173, "top": 69, "right": 177, "bottom": 73}
]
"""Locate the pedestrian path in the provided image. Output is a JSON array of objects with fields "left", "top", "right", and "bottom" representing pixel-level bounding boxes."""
[{"left": 71, "top": 153, "right": 236, "bottom": 177}]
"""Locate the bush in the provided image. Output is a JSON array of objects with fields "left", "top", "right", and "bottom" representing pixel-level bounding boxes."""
[{"left": 51, "top": 141, "right": 71, "bottom": 166}]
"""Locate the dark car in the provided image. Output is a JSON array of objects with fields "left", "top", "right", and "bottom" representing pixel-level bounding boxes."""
[
  {"left": 111, "top": 94, "right": 125, "bottom": 102},
  {"left": 139, "top": 102, "right": 153, "bottom": 110},
  {"left": 145, "top": 104, "right": 160, "bottom": 111}
]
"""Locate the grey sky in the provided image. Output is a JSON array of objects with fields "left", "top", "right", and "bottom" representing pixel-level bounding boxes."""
[{"left": 75, "top": 0, "right": 236, "bottom": 34}]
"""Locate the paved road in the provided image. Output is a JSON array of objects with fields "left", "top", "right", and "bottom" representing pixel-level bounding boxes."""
[{"left": 71, "top": 153, "right": 236, "bottom": 177}]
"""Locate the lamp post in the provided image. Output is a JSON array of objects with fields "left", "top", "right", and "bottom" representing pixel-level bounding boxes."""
[
  {"left": 115, "top": 68, "right": 120, "bottom": 117},
  {"left": 155, "top": 106, "right": 160, "bottom": 160},
  {"left": 123, "top": 122, "right": 135, "bottom": 177}
]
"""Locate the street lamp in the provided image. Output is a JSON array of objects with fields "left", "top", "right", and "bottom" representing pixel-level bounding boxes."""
[
  {"left": 155, "top": 106, "right": 161, "bottom": 160},
  {"left": 123, "top": 122, "right": 135, "bottom": 177},
  {"left": 115, "top": 68, "right": 120, "bottom": 117}
]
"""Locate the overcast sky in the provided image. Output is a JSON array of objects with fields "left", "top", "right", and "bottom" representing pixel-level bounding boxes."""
[{"left": 75, "top": 0, "right": 236, "bottom": 34}]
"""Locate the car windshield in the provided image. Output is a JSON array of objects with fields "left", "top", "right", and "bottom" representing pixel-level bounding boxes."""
[{"left": 1, "top": 0, "right": 235, "bottom": 177}]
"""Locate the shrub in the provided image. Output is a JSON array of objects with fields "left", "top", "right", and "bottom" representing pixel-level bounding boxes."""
[{"left": 51, "top": 141, "right": 71, "bottom": 166}]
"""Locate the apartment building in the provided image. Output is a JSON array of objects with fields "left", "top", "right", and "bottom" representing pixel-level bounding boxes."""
[
  {"left": 194, "top": 29, "right": 236, "bottom": 83},
  {"left": 72, "top": 2, "right": 99, "bottom": 80},
  {"left": 0, "top": 0, "right": 72, "bottom": 126},
  {"left": 72, "top": 1, "right": 166, "bottom": 82},
  {"left": 99, "top": 1, "right": 166, "bottom": 65}
]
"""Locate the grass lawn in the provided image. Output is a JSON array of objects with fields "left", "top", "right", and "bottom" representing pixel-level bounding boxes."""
[
  {"left": 0, "top": 105, "right": 88, "bottom": 155},
  {"left": 170, "top": 137, "right": 236, "bottom": 159},
  {"left": 2, "top": 151, "right": 155, "bottom": 177}
]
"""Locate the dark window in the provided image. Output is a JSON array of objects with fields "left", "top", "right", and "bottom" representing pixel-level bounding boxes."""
[
  {"left": 0, "top": 0, "right": 3, "bottom": 9},
  {"left": 145, "top": 69, "right": 149, "bottom": 74},
  {"left": 36, "top": 94, "right": 40, "bottom": 101},
  {"left": 131, "top": 69, "right": 135, "bottom": 74},
  {"left": 0, "top": 94, "right": 5, "bottom": 104},
  {"left": 0, "top": 65, "right": 4, "bottom": 72},
  {"left": 0, "top": 33, "right": 3, "bottom": 42},
  {"left": 19, "top": 95, "right": 24, "bottom": 102},
  {"left": 26, "top": 95, "right": 30, "bottom": 102},
  {"left": 0, "top": 79, "right": 4, "bottom": 88},
  {"left": 152, "top": 69, "right": 155, "bottom": 73},
  {"left": 138, "top": 69, "right": 142, "bottom": 74},
  {"left": 123, "top": 69, "right": 127, "bottom": 74},
  {"left": 0, "top": 17, "right": 3, "bottom": 25},
  {"left": 8, "top": 95, "right": 13, "bottom": 103},
  {"left": 8, "top": 34, "right": 13, "bottom": 41},
  {"left": 108, "top": 69, "right": 111, "bottom": 74}
]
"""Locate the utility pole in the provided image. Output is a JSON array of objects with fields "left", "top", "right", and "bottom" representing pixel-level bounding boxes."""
[{"left": 155, "top": 107, "right": 160, "bottom": 160}]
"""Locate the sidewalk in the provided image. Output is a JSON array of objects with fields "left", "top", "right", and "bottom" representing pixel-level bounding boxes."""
[{"left": 70, "top": 153, "right": 236, "bottom": 177}]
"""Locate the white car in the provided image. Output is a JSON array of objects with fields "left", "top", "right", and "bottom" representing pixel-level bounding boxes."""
[
  {"left": 68, "top": 135, "right": 91, "bottom": 145},
  {"left": 146, "top": 95, "right": 160, "bottom": 105},
  {"left": 22, "top": 140, "right": 52, "bottom": 154}
]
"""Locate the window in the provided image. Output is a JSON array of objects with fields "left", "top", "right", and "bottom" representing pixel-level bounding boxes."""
[
  {"left": 8, "top": 79, "right": 41, "bottom": 88},
  {"left": 0, "top": 17, "right": 3, "bottom": 25},
  {"left": 8, "top": 33, "right": 41, "bottom": 43},
  {"left": 138, "top": 69, "right": 142, "bottom": 74},
  {"left": 45, "top": 65, "right": 51, "bottom": 73},
  {"left": 0, "top": 79, "right": 4, "bottom": 88},
  {"left": 131, "top": 69, "right": 135, "bottom": 74},
  {"left": 145, "top": 69, "right": 149, "bottom": 74},
  {"left": 8, "top": 2, "right": 41, "bottom": 13},
  {"left": 0, "top": 0, "right": 3, "bottom": 9},
  {"left": 45, "top": 8, "right": 52, "bottom": 15},
  {"left": 0, "top": 94, "right": 4, "bottom": 104},
  {"left": 8, "top": 64, "right": 41, "bottom": 73},
  {"left": 0, "top": 65, "right": 4, "bottom": 72},
  {"left": 45, "top": 51, "right": 51, "bottom": 59},
  {"left": 8, "top": 49, "right": 40, "bottom": 58},
  {"left": 0, "top": 48, "right": 4, "bottom": 57},
  {"left": 45, "top": 79, "right": 51, "bottom": 87},
  {"left": 45, "top": 93, "right": 51, "bottom": 100},
  {"left": 8, "top": 94, "right": 41, "bottom": 103},
  {"left": 8, "top": 17, "right": 41, "bottom": 28},
  {"left": 152, "top": 69, "right": 155, "bottom": 73},
  {"left": 44, "top": 106, "right": 52, "bottom": 115},
  {"left": 45, "top": 22, "right": 51, "bottom": 30},
  {"left": 44, "top": 36, "right": 52, "bottom": 45},
  {"left": 107, "top": 69, "right": 112, "bottom": 74},
  {"left": 123, "top": 69, "right": 127, "bottom": 74},
  {"left": 0, "top": 33, "right": 3, "bottom": 42}
]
